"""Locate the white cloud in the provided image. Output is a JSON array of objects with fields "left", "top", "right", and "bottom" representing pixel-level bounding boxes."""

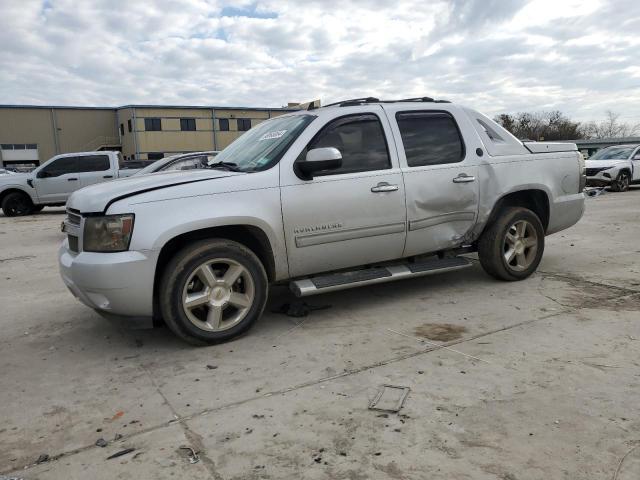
[{"left": 0, "top": 0, "right": 638, "bottom": 122}]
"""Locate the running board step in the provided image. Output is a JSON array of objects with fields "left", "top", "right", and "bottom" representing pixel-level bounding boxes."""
[{"left": 290, "top": 257, "right": 472, "bottom": 297}]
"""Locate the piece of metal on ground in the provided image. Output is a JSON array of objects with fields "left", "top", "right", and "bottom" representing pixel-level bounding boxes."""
[
  {"left": 106, "top": 448, "right": 135, "bottom": 460},
  {"left": 387, "top": 328, "right": 492, "bottom": 365},
  {"left": 368, "top": 384, "right": 410, "bottom": 413},
  {"left": 179, "top": 445, "right": 200, "bottom": 464}
]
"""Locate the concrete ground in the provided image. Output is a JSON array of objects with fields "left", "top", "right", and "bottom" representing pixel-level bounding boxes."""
[{"left": 0, "top": 189, "right": 639, "bottom": 480}]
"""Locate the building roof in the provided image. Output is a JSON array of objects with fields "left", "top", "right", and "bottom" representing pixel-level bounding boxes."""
[
  {"left": 0, "top": 104, "right": 297, "bottom": 112},
  {"left": 572, "top": 137, "right": 640, "bottom": 146}
]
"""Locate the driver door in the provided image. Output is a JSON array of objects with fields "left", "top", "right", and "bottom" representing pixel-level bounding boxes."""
[
  {"left": 280, "top": 109, "right": 407, "bottom": 277},
  {"left": 35, "top": 156, "right": 80, "bottom": 203}
]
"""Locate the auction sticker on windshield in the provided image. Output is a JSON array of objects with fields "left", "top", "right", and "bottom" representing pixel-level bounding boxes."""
[{"left": 259, "top": 130, "right": 287, "bottom": 141}]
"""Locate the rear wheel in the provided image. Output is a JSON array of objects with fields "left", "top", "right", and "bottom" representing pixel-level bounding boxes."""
[
  {"left": 1, "top": 192, "right": 34, "bottom": 217},
  {"left": 478, "top": 207, "right": 545, "bottom": 281},
  {"left": 159, "top": 239, "right": 268, "bottom": 345},
  {"left": 610, "top": 171, "right": 630, "bottom": 192}
]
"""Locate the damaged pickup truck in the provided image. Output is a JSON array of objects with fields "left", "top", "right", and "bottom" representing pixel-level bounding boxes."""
[{"left": 59, "top": 97, "right": 585, "bottom": 345}]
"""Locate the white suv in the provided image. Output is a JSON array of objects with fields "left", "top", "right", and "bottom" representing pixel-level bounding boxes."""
[{"left": 585, "top": 144, "right": 640, "bottom": 192}]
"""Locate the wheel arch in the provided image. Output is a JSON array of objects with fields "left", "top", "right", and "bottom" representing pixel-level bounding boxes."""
[
  {"left": 0, "top": 187, "right": 34, "bottom": 206},
  {"left": 152, "top": 224, "right": 278, "bottom": 321},
  {"left": 483, "top": 188, "right": 550, "bottom": 235}
]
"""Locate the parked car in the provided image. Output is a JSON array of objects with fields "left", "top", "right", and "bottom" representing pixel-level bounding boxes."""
[
  {"left": 135, "top": 151, "right": 219, "bottom": 175},
  {"left": 59, "top": 97, "right": 585, "bottom": 345},
  {"left": 0, "top": 151, "right": 139, "bottom": 216},
  {"left": 585, "top": 144, "right": 640, "bottom": 192}
]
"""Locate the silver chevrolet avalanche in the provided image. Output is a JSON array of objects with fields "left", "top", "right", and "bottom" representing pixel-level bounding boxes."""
[{"left": 59, "top": 97, "right": 585, "bottom": 345}]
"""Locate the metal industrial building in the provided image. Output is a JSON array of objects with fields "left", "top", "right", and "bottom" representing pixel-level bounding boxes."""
[{"left": 0, "top": 104, "right": 299, "bottom": 168}]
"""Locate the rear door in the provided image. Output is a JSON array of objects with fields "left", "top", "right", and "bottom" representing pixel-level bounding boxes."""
[
  {"left": 77, "top": 154, "right": 113, "bottom": 188},
  {"left": 34, "top": 156, "right": 80, "bottom": 203},
  {"left": 385, "top": 106, "right": 481, "bottom": 257}
]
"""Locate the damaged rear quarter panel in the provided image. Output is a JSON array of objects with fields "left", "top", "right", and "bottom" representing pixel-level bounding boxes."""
[{"left": 472, "top": 151, "right": 583, "bottom": 239}]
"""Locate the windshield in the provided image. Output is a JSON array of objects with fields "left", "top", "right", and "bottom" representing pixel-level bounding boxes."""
[
  {"left": 211, "top": 114, "right": 316, "bottom": 172},
  {"left": 590, "top": 146, "right": 634, "bottom": 160}
]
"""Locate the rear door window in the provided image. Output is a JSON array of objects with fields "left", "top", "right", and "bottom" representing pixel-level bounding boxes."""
[
  {"left": 396, "top": 112, "right": 465, "bottom": 166},
  {"left": 79, "top": 155, "right": 111, "bottom": 172}
]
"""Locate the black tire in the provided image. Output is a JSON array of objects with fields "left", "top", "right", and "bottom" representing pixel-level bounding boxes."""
[
  {"left": 478, "top": 207, "right": 545, "bottom": 281},
  {"left": 1, "top": 192, "right": 34, "bottom": 217},
  {"left": 610, "top": 171, "right": 630, "bottom": 192},
  {"left": 159, "top": 239, "right": 268, "bottom": 345},
  {"left": 32, "top": 205, "right": 45, "bottom": 213}
]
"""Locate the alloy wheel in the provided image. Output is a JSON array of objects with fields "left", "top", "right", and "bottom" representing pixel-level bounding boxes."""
[
  {"left": 181, "top": 258, "right": 255, "bottom": 332},
  {"left": 617, "top": 173, "right": 630, "bottom": 191},
  {"left": 503, "top": 220, "right": 539, "bottom": 272}
]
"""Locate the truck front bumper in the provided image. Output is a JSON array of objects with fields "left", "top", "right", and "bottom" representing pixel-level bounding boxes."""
[{"left": 58, "top": 238, "right": 157, "bottom": 323}]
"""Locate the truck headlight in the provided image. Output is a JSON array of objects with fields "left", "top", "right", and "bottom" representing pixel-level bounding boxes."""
[{"left": 83, "top": 214, "right": 134, "bottom": 252}]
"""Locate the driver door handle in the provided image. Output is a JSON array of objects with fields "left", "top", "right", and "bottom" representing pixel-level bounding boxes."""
[
  {"left": 371, "top": 182, "right": 399, "bottom": 193},
  {"left": 67, "top": 177, "right": 78, "bottom": 181},
  {"left": 452, "top": 173, "right": 475, "bottom": 183}
]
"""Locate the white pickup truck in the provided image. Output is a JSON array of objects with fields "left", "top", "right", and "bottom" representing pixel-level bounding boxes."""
[
  {"left": 0, "top": 151, "right": 139, "bottom": 216},
  {"left": 59, "top": 97, "right": 586, "bottom": 345}
]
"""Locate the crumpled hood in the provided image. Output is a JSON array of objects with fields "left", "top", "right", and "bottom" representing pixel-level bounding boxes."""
[
  {"left": 585, "top": 159, "right": 627, "bottom": 170},
  {"left": 67, "top": 169, "right": 243, "bottom": 213}
]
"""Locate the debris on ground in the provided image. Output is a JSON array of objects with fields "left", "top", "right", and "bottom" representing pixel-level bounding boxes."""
[
  {"left": 106, "top": 448, "right": 135, "bottom": 460},
  {"left": 271, "top": 301, "right": 331, "bottom": 318},
  {"left": 368, "top": 385, "right": 410, "bottom": 413},
  {"left": 178, "top": 445, "right": 200, "bottom": 464},
  {"left": 35, "top": 454, "right": 49, "bottom": 464},
  {"left": 95, "top": 438, "right": 108, "bottom": 448},
  {"left": 585, "top": 187, "right": 607, "bottom": 198},
  {"left": 206, "top": 364, "right": 218, "bottom": 370},
  {"left": 110, "top": 411, "right": 124, "bottom": 421},
  {"left": 114, "top": 433, "right": 123, "bottom": 441}
]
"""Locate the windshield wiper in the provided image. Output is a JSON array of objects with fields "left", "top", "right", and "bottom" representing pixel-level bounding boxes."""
[{"left": 208, "top": 161, "right": 243, "bottom": 172}]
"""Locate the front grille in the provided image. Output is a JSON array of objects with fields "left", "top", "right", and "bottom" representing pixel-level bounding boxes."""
[
  {"left": 68, "top": 235, "right": 79, "bottom": 252},
  {"left": 586, "top": 167, "right": 607, "bottom": 177},
  {"left": 66, "top": 208, "right": 81, "bottom": 226}
]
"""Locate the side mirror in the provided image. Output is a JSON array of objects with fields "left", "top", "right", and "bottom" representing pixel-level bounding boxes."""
[
  {"left": 296, "top": 147, "right": 342, "bottom": 179},
  {"left": 633, "top": 154, "right": 640, "bottom": 160}
]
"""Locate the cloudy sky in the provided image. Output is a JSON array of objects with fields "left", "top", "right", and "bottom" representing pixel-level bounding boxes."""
[{"left": 1, "top": 0, "right": 639, "bottom": 122}]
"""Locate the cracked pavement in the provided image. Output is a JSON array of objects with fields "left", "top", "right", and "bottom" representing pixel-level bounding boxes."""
[{"left": 1, "top": 188, "right": 639, "bottom": 479}]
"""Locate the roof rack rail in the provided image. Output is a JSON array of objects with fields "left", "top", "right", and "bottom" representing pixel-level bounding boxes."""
[
  {"left": 325, "top": 97, "right": 380, "bottom": 107},
  {"left": 396, "top": 97, "right": 435, "bottom": 102},
  {"left": 324, "top": 96, "right": 452, "bottom": 108}
]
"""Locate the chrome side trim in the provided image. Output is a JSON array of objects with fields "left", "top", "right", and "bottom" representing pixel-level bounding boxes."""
[
  {"left": 295, "top": 222, "right": 405, "bottom": 248},
  {"left": 409, "top": 211, "right": 475, "bottom": 231}
]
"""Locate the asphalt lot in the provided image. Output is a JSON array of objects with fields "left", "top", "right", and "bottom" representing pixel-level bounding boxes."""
[{"left": 1, "top": 188, "right": 639, "bottom": 480}]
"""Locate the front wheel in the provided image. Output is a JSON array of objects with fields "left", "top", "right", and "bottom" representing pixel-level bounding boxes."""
[
  {"left": 159, "top": 239, "right": 268, "bottom": 345},
  {"left": 478, "top": 207, "right": 545, "bottom": 281},
  {"left": 610, "top": 171, "right": 630, "bottom": 192},
  {"left": 1, "top": 192, "right": 34, "bottom": 217}
]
